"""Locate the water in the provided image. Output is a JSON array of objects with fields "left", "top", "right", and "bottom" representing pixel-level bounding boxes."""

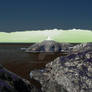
[{"left": 0, "top": 43, "right": 67, "bottom": 80}]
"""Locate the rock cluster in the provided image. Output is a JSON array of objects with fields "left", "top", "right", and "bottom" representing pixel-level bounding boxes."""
[
  {"left": 30, "top": 43, "right": 92, "bottom": 92},
  {"left": 72, "top": 42, "right": 92, "bottom": 52},
  {"left": 0, "top": 64, "right": 40, "bottom": 92},
  {"left": 1, "top": 42, "right": 92, "bottom": 92},
  {"left": 25, "top": 40, "right": 73, "bottom": 52}
]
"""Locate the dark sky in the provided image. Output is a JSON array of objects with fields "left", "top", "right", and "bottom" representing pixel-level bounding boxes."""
[{"left": 0, "top": 0, "right": 92, "bottom": 32}]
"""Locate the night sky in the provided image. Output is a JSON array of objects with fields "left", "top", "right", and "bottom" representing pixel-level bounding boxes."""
[{"left": 0, "top": 0, "right": 92, "bottom": 32}]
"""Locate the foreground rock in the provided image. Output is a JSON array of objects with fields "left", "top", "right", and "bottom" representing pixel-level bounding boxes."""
[
  {"left": 0, "top": 64, "right": 40, "bottom": 92},
  {"left": 25, "top": 40, "right": 73, "bottom": 52},
  {"left": 30, "top": 49, "right": 92, "bottom": 92}
]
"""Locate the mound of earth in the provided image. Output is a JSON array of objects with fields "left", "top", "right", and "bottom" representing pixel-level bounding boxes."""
[
  {"left": 25, "top": 40, "right": 73, "bottom": 52},
  {"left": 30, "top": 49, "right": 92, "bottom": 92},
  {"left": 0, "top": 64, "right": 40, "bottom": 92}
]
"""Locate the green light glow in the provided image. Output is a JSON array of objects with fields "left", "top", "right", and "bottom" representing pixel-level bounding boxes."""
[{"left": 0, "top": 29, "right": 92, "bottom": 43}]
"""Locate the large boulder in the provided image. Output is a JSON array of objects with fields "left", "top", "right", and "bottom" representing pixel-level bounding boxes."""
[
  {"left": 30, "top": 49, "right": 92, "bottom": 92},
  {"left": 0, "top": 64, "right": 40, "bottom": 92},
  {"left": 25, "top": 40, "right": 72, "bottom": 52}
]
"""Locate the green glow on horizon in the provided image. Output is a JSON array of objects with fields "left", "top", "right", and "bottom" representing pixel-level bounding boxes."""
[{"left": 0, "top": 29, "right": 92, "bottom": 43}]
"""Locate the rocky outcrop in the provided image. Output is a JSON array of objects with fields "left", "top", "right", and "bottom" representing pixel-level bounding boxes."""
[
  {"left": 25, "top": 40, "right": 73, "bottom": 52},
  {"left": 30, "top": 49, "right": 92, "bottom": 92},
  {"left": 72, "top": 43, "right": 92, "bottom": 52},
  {"left": 0, "top": 64, "right": 40, "bottom": 92}
]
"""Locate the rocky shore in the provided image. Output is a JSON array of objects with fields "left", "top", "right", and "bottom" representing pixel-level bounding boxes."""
[
  {"left": 30, "top": 43, "right": 92, "bottom": 92},
  {"left": 0, "top": 42, "right": 92, "bottom": 92}
]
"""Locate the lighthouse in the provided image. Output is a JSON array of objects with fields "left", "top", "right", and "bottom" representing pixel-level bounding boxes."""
[{"left": 46, "top": 36, "right": 52, "bottom": 40}]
